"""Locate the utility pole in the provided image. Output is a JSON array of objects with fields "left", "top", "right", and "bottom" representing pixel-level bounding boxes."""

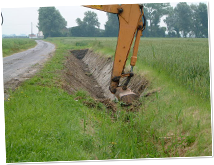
[
  {"left": 31, "top": 22, "right": 33, "bottom": 39},
  {"left": 29, "top": 22, "right": 34, "bottom": 39}
]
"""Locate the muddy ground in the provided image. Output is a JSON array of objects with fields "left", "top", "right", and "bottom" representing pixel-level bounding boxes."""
[
  {"left": 62, "top": 50, "right": 106, "bottom": 99},
  {"left": 62, "top": 49, "right": 149, "bottom": 110}
]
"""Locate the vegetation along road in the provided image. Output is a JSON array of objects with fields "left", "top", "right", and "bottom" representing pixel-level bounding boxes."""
[
  {"left": 4, "top": 37, "right": 211, "bottom": 163},
  {"left": 3, "top": 2, "right": 210, "bottom": 162},
  {"left": 3, "top": 40, "right": 55, "bottom": 96}
]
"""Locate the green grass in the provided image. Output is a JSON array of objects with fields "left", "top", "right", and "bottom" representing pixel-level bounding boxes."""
[
  {"left": 137, "top": 38, "right": 210, "bottom": 100},
  {"left": 4, "top": 37, "right": 211, "bottom": 163},
  {"left": 77, "top": 37, "right": 210, "bottom": 100},
  {"left": 2, "top": 38, "right": 37, "bottom": 57}
]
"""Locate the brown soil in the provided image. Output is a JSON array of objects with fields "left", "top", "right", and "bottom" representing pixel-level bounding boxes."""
[
  {"left": 62, "top": 49, "right": 105, "bottom": 99},
  {"left": 62, "top": 49, "right": 150, "bottom": 110}
]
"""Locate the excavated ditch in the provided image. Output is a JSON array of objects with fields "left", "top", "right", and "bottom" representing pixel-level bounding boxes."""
[{"left": 62, "top": 49, "right": 149, "bottom": 106}]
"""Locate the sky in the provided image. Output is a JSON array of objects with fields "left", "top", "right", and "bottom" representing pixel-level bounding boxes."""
[
  {"left": 1, "top": 1, "right": 107, "bottom": 35},
  {"left": 0, "top": 0, "right": 208, "bottom": 36}
]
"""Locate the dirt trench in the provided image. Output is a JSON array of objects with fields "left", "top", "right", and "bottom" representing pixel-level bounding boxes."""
[{"left": 62, "top": 49, "right": 149, "bottom": 103}]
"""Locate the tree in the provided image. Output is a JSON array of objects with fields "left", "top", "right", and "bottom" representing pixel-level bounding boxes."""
[
  {"left": 174, "top": 2, "right": 192, "bottom": 37},
  {"left": 190, "top": 3, "right": 208, "bottom": 38},
  {"left": 144, "top": 3, "right": 170, "bottom": 37},
  {"left": 70, "top": 11, "right": 100, "bottom": 37},
  {"left": 164, "top": 3, "right": 207, "bottom": 38},
  {"left": 38, "top": 7, "right": 67, "bottom": 38},
  {"left": 82, "top": 11, "right": 100, "bottom": 28},
  {"left": 164, "top": 7, "right": 180, "bottom": 37},
  {"left": 104, "top": 13, "right": 119, "bottom": 37}
]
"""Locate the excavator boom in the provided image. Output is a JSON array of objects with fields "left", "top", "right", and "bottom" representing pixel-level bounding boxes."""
[{"left": 84, "top": 4, "right": 146, "bottom": 104}]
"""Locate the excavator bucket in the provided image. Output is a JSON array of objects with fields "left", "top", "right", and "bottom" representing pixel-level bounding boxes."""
[{"left": 115, "top": 87, "right": 139, "bottom": 105}]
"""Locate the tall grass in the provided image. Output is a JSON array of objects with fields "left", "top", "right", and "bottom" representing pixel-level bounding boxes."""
[
  {"left": 74, "top": 37, "right": 209, "bottom": 100},
  {"left": 4, "top": 37, "right": 211, "bottom": 163},
  {"left": 137, "top": 38, "right": 210, "bottom": 100},
  {"left": 4, "top": 38, "right": 162, "bottom": 162},
  {"left": 2, "top": 38, "right": 37, "bottom": 57}
]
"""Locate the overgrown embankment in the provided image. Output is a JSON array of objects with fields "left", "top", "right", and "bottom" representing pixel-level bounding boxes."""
[
  {"left": 2, "top": 38, "right": 37, "bottom": 57},
  {"left": 4, "top": 37, "right": 211, "bottom": 163}
]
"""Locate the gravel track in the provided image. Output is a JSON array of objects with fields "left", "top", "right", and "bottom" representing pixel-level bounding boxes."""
[{"left": 3, "top": 40, "right": 55, "bottom": 97}]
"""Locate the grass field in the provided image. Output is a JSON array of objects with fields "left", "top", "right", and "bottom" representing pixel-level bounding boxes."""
[
  {"left": 2, "top": 38, "right": 37, "bottom": 57},
  {"left": 4, "top": 37, "right": 211, "bottom": 163},
  {"left": 83, "top": 37, "right": 210, "bottom": 100}
]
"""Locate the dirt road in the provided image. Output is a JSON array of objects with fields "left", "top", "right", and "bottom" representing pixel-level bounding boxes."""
[{"left": 3, "top": 40, "right": 55, "bottom": 96}]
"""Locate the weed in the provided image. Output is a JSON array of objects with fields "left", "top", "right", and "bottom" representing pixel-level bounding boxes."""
[
  {"left": 186, "top": 136, "right": 196, "bottom": 147},
  {"left": 2, "top": 38, "right": 37, "bottom": 57},
  {"left": 176, "top": 109, "right": 182, "bottom": 123},
  {"left": 4, "top": 37, "right": 211, "bottom": 162}
]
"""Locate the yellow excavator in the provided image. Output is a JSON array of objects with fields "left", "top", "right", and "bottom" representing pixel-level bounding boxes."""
[{"left": 84, "top": 4, "right": 146, "bottom": 105}]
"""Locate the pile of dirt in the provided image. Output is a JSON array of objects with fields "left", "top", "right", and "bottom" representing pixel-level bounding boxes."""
[
  {"left": 62, "top": 49, "right": 105, "bottom": 99},
  {"left": 62, "top": 49, "right": 149, "bottom": 108}
]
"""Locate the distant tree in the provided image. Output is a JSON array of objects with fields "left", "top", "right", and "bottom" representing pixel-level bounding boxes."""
[
  {"left": 104, "top": 13, "right": 119, "bottom": 37},
  {"left": 144, "top": 3, "right": 170, "bottom": 37},
  {"left": 37, "top": 7, "right": 67, "bottom": 38},
  {"left": 141, "top": 6, "right": 150, "bottom": 37},
  {"left": 82, "top": 11, "right": 100, "bottom": 28},
  {"left": 164, "top": 7, "right": 180, "bottom": 37},
  {"left": 190, "top": 3, "right": 208, "bottom": 38},
  {"left": 174, "top": 2, "right": 192, "bottom": 37},
  {"left": 70, "top": 26, "right": 84, "bottom": 37},
  {"left": 70, "top": 11, "right": 100, "bottom": 37},
  {"left": 146, "top": 2, "right": 208, "bottom": 38}
]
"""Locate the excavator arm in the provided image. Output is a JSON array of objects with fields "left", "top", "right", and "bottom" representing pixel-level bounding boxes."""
[{"left": 84, "top": 4, "right": 146, "bottom": 104}]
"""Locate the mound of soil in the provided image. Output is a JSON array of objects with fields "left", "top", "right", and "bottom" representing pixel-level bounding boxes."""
[
  {"left": 62, "top": 49, "right": 149, "bottom": 108},
  {"left": 62, "top": 49, "right": 105, "bottom": 99}
]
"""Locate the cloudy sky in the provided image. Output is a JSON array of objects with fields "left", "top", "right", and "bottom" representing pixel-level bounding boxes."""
[
  {"left": 1, "top": 6, "right": 108, "bottom": 35},
  {"left": 1, "top": 0, "right": 207, "bottom": 35}
]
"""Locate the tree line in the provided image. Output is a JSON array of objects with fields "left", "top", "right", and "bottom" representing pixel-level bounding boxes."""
[{"left": 38, "top": 2, "right": 208, "bottom": 38}]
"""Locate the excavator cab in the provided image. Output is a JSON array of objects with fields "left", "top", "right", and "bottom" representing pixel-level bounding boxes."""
[{"left": 84, "top": 4, "right": 146, "bottom": 105}]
